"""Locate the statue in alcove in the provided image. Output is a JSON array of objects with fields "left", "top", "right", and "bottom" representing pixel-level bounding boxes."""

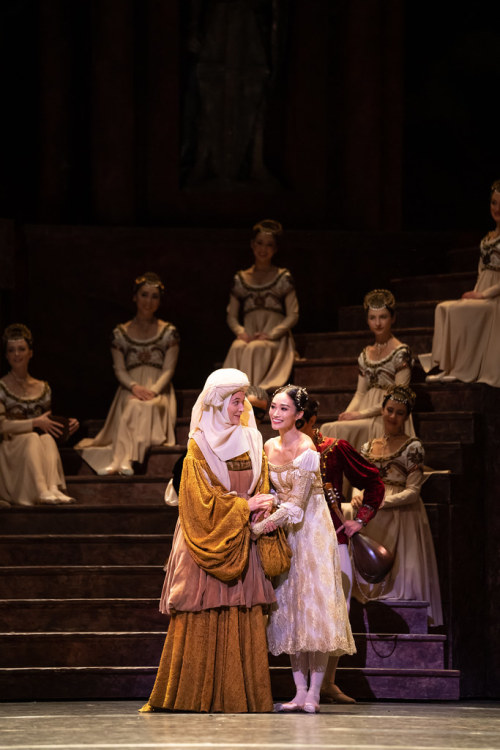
[{"left": 180, "top": 0, "right": 286, "bottom": 188}]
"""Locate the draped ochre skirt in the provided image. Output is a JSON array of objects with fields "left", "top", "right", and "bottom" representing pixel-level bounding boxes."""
[{"left": 141, "top": 605, "right": 273, "bottom": 713}]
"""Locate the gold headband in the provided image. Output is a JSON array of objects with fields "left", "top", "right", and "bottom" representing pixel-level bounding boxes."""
[
  {"left": 135, "top": 275, "right": 165, "bottom": 292},
  {"left": 384, "top": 385, "right": 416, "bottom": 410},
  {"left": 252, "top": 219, "right": 283, "bottom": 236},
  {"left": 363, "top": 289, "right": 396, "bottom": 311}
]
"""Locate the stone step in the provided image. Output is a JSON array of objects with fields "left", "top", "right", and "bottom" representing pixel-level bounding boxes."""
[
  {"left": 309, "top": 382, "right": 487, "bottom": 416},
  {"left": 0, "top": 664, "right": 460, "bottom": 701},
  {"left": 294, "top": 328, "right": 434, "bottom": 359},
  {"left": 0, "top": 534, "right": 173, "bottom": 566},
  {"left": 271, "top": 665, "right": 461, "bottom": 701},
  {"left": 340, "top": 633, "right": 446, "bottom": 669},
  {"left": 301, "top": 412, "right": 477, "bottom": 445},
  {"left": 65, "top": 476, "right": 169, "bottom": 505},
  {"left": 390, "top": 271, "right": 476, "bottom": 301},
  {"left": 0, "top": 565, "right": 164, "bottom": 598},
  {"left": 0, "top": 505, "right": 178, "bottom": 535},
  {"left": 0, "top": 632, "right": 165, "bottom": 668},
  {"left": 338, "top": 301, "right": 440, "bottom": 331},
  {"left": 0, "top": 598, "right": 165, "bottom": 632},
  {"left": 0, "top": 630, "right": 444, "bottom": 670},
  {"left": 61, "top": 445, "right": 186, "bottom": 477},
  {"left": 348, "top": 598, "right": 430, "bottom": 634}
]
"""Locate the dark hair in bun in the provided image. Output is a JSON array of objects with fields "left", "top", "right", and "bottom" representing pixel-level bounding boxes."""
[{"left": 272, "top": 384, "right": 309, "bottom": 428}]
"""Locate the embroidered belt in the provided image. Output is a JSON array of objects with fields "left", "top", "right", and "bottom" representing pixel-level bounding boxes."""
[{"left": 226, "top": 458, "right": 252, "bottom": 472}]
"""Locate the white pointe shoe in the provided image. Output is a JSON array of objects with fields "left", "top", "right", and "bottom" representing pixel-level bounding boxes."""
[
  {"left": 425, "top": 371, "right": 445, "bottom": 383},
  {"left": 119, "top": 462, "right": 134, "bottom": 476},
  {"left": 440, "top": 373, "right": 458, "bottom": 382},
  {"left": 38, "top": 491, "right": 61, "bottom": 505},
  {"left": 97, "top": 464, "right": 120, "bottom": 476},
  {"left": 49, "top": 487, "right": 76, "bottom": 504}
]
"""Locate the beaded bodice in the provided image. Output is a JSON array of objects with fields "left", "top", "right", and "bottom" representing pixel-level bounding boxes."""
[
  {"left": 480, "top": 234, "right": 500, "bottom": 271},
  {"left": 230, "top": 268, "right": 295, "bottom": 317},
  {"left": 361, "top": 437, "right": 424, "bottom": 487},
  {"left": 111, "top": 322, "right": 179, "bottom": 372},
  {"left": 359, "top": 344, "right": 411, "bottom": 390},
  {"left": 0, "top": 380, "right": 51, "bottom": 420}
]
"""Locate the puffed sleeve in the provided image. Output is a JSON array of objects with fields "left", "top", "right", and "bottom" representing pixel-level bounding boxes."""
[
  {"left": 252, "top": 448, "right": 319, "bottom": 535},
  {"left": 381, "top": 440, "right": 425, "bottom": 508},
  {"left": 178, "top": 440, "right": 251, "bottom": 582},
  {"left": 334, "top": 439, "right": 385, "bottom": 524},
  {"left": 226, "top": 275, "right": 246, "bottom": 336},
  {"left": 267, "top": 288, "right": 299, "bottom": 340},
  {"left": 150, "top": 326, "right": 180, "bottom": 394},
  {"left": 394, "top": 346, "right": 412, "bottom": 386},
  {"left": 0, "top": 400, "right": 33, "bottom": 435},
  {"left": 111, "top": 328, "right": 137, "bottom": 390}
]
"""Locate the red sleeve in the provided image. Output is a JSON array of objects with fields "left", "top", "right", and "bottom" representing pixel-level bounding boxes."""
[{"left": 334, "top": 439, "right": 385, "bottom": 525}]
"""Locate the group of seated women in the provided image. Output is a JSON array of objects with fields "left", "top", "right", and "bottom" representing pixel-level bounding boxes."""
[{"left": 3, "top": 194, "right": 495, "bottom": 710}]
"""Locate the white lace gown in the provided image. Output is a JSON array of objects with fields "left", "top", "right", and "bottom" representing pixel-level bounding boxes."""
[{"left": 265, "top": 449, "right": 356, "bottom": 657}]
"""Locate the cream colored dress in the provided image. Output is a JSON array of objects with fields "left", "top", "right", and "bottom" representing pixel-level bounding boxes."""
[
  {"left": 346, "top": 437, "right": 443, "bottom": 627},
  {"left": 223, "top": 268, "right": 299, "bottom": 390},
  {"left": 431, "top": 234, "right": 500, "bottom": 386},
  {"left": 77, "top": 321, "right": 179, "bottom": 472},
  {"left": 254, "top": 448, "right": 355, "bottom": 657},
  {"left": 321, "top": 345, "right": 414, "bottom": 452},
  {"left": 0, "top": 381, "right": 67, "bottom": 505}
]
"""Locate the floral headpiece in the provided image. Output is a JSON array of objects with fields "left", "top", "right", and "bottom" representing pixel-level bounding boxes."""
[
  {"left": 252, "top": 219, "right": 283, "bottom": 236},
  {"left": 2, "top": 323, "right": 33, "bottom": 349},
  {"left": 273, "top": 384, "right": 309, "bottom": 412},
  {"left": 134, "top": 274, "right": 165, "bottom": 293},
  {"left": 383, "top": 384, "right": 416, "bottom": 411},
  {"left": 363, "top": 289, "right": 396, "bottom": 312}
]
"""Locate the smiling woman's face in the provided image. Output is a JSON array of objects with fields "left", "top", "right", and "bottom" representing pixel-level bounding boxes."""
[
  {"left": 227, "top": 391, "right": 246, "bottom": 425},
  {"left": 269, "top": 392, "right": 301, "bottom": 431}
]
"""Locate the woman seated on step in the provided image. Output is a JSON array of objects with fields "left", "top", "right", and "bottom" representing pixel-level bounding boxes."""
[
  {"left": 141, "top": 368, "right": 276, "bottom": 713},
  {"left": 76, "top": 272, "right": 179, "bottom": 476},
  {"left": 345, "top": 385, "right": 442, "bottom": 627},
  {"left": 424, "top": 180, "right": 500, "bottom": 386},
  {"left": 0, "top": 324, "right": 78, "bottom": 505},
  {"left": 321, "top": 289, "right": 414, "bottom": 452},
  {"left": 223, "top": 219, "right": 299, "bottom": 390}
]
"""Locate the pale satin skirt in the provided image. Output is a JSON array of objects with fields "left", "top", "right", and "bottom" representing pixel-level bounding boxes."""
[
  {"left": 343, "top": 487, "right": 443, "bottom": 626},
  {"left": 0, "top": 432, "right": 66, "bottom": 505},
  {"left": 223, "top": 309, "right": 295, "bottom": 390},
  {"left": 431, "top": 268, "right": 500, "bottom": 387},
  {"left": 76, "top": 364, "right": 177, "bottom": 473},
  {"left": 321, "top": 387, "right": 415, "bottom": 454}
]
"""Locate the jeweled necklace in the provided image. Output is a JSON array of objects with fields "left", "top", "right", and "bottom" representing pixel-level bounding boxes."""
[
  {"left": 10, "top": 370, "right": 30, "bottom": 395},
  {"left": 382, "top": 431, "right": 405, "bottom": 453},
  {"left": 373, "top": 336, "right": 393, "bottom": 355}
]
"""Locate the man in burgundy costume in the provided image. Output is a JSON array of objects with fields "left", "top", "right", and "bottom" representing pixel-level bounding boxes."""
[{"left": 301, "top": 398, "right": 385, "bottom": 704}]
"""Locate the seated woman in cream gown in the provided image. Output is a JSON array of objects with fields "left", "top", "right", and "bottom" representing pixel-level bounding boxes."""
[
  {"left": 251, "top": 385, "right": 356, "bottom": 713},
  {"left": 0, "top": 324, "right": 78, "bottom": 505},
  {"left": 223, "top": 219, "right": 299, "bottom": 390},
  {"left": 77, "top": 273, "right": 179, "bottom": 476},
  {"left": 424, "top": 180, "right": 500, "bottom": 387},
  {"left": 321, "top": 289, "right": 414, "bottom": 452},
  {"left": 347, "top": 385, "right": 443, "bottom": 627}
]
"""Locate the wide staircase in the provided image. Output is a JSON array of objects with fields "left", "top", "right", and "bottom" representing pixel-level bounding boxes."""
[{"left": 1, "top": 243, "right": 488, "bottom": 702}]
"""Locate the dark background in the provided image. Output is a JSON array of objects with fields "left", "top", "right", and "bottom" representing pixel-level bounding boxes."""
[{"left": 0, "top": 0, "right": 499, "bottom": 698}]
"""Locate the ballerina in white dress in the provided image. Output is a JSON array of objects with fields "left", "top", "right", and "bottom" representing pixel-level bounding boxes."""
[{"left": 251, "top": 385, "right": 355, "bottom": 713}]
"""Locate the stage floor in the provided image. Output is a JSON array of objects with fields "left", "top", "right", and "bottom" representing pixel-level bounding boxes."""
[{"left": 0, "top": 701, "right": 499, "bottom": 750}]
